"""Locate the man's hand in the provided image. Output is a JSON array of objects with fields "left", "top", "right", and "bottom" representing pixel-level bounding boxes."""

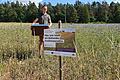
[{"left": 32, "top": 23, "right": 35, "bottom": 25}]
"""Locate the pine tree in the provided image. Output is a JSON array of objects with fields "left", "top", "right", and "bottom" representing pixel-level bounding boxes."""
[
  {"left": 87, "top": 3, "right": 95, "bottom": 22},
  {"left": 109, "top": 2, "right": 116, "bottom": 23},
  {"left": 26, "top": 1, "right": 38, "bottom": 22},
  {"left": 82, "top": 5, "right": 90, "bottom": 23},
  {"left": 3, "top": 2, "right": 17, "bottom": 22},
  {"left": 114, "top": 3, "right": 120, "bottom": 23},
  {"left": 47, "top": 2, "right": 55, "bottom": 23},
  {"left": 54, "top": 3, "right": 65, "bottom": 22},
  {"left": 97, "top": 1, "right": 109, "bottom": 22},
  {"left": 66, "top": 4, "right": 78, "bottom": 23},
  {"left": 0, "top": 4, "right": 5, "bottom": 21}
]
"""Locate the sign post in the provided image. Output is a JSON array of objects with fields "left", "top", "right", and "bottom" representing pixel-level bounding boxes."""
[
  {"left": 58, "top": 20, "right": 62, "bottom": 80},
  {"left": 59, "top": 55, "right": 62, "bottom": 80}
]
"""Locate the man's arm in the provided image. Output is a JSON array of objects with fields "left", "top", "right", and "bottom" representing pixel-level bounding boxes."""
[
  {"left": 48, "top": 15, "right": 52, "bottom": 28},
  {"left": 49, "top": 22, "right": 52, "bottom": 28},
  {"left": 33, "top": 18, "right": 38, "bottom": 24},
  {"left": 31, "top": 18, "right": 38, "bottom": 30}
]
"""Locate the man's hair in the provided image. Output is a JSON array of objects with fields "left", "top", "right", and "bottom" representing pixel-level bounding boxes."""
[{"left": 42, "top": 5, "right": 47, "bottom": 8}]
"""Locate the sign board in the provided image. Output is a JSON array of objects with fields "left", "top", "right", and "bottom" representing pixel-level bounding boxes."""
[{"left": 44, "top": 28, "right": 76, "bottom": 57}]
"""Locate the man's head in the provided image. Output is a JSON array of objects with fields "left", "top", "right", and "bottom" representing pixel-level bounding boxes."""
[{"left": 41, "top": 5, "right": 48, "bottom": 14}]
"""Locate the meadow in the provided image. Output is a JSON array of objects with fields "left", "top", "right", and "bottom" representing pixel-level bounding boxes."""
[{"left": 0, "top": 23, "right": 120, "bottom": 80}]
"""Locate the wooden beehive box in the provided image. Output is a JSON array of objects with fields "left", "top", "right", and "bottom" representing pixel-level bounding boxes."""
[{"left": 31, "top": 24, "right": 49, "bottom": 36}]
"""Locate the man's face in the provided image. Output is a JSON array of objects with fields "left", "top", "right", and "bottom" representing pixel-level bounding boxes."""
[{"left": 42, "top": 6, "right": 48, "bottom": 13}]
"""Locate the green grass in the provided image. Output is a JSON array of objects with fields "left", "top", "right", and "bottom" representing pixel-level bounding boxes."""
[{"left": 0, "top": 23, "right": 120, "bottom": 80}]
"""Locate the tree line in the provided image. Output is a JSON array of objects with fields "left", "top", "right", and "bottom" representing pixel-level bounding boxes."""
[{"left": 0, "top": 1, "right": 120, "bottom": 23}]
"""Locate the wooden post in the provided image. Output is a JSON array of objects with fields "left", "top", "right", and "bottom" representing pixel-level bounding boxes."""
[
  {"left": 33, "top": 28, "right": 36, "bottom": 53},
  {"left": 58, "top": 20, "right": 63, "bottom": 80}
]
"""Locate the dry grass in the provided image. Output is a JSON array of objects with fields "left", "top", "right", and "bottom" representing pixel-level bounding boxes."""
[{"left": 0, "top": 23, "right": 120, "bottom": 80}]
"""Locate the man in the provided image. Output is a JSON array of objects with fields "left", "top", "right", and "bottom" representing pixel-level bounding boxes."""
[
  {"left": 33, "top": 5, "right": 52, "bottom": 27},
  {"left": 33, "top": 5, "right": 52, "bottom": 56}
]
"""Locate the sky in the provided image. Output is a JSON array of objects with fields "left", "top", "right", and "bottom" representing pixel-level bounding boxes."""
[{"left": 0, "top": 0, "right": 120, "bottom": 6}]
